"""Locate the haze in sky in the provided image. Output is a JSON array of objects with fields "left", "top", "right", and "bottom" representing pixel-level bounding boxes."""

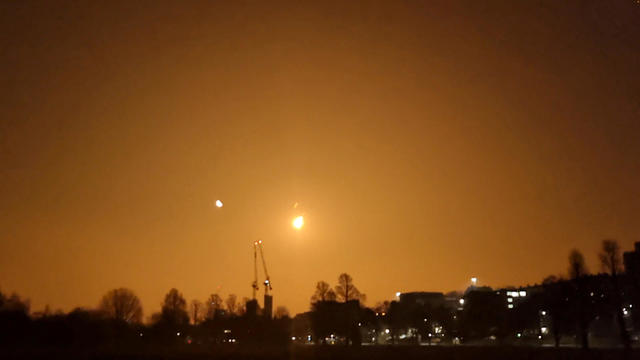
[{"left": 1, "top": 0, "right": 639, "bottom": 317}]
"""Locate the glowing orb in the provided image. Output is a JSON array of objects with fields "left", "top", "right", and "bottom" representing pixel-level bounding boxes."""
[
  {"left": 215, "top": 200, "right": 223, "bottom": 208},
  {"left": 292, "top": 215, "right": 304, "bottom": 229}
]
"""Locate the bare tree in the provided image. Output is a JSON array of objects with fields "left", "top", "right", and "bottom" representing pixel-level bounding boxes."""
[
  {"left": 206, "top": 293, "right": 223, "bottom": 319},
  {"left": 189, "top": 299, "right": 204, "bottom": 325},
  {"left": 600, "top": 239, "right": 622, "bottom": 275},
  {"left": 161, "top": 288, "right": 189, "bottom": 326},
  {"left": 599, "top": 239, "right": 630, "bottom": 350},
  {"left": 274, "top": 306, "right": 290, "bottom": 319},
  {"left": 335, "top": 273, "right": 364, "bottom": 303},
  {"left": 567, "top": 250, "right": 590, "bottom": 349},
  {"left": 225, "top": 294, "right": 238, "bottom": 316},
  {"left": 568, "top": 249, "right": 588, "bottom": 280},
  {"left": 311, "top": 281, "right": 337, "bottom": 303},
  {"left": 98, "top": 288, "right": 142, "bottom": 324},
  {"left": 236, "top": 297, "right": 250, "bottom": 316}
]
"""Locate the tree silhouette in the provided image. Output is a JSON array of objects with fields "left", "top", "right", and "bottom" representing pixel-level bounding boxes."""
[
  {"left": 599, "top": 239, "right": 630, "bottom": 350},
  {"left": 226, "top": 294, "right": 238, "bottom": 316},
  {"left": 568, "top": 249, "right": 588, "bottom": 280},
  {"left": 189, "top": 299, "right": 204, "bottom": 325},
  {"left": 206, "top": 293, "right": 223, "bottom": 319},
  {"left": 311, "top": 281, "right": 337, "bottom": 303},
  {"left": 541, "top": 275, "right": 572, "bottom": 347},
  {"left": 274, "top": 306, "right": 290, "bottom": 319},
  {"left": 567, "top": 249, "right": 591, "bottom": 349},
  {"left": 335, "top": 273, "right": 364, "bottom": 303},
  {"left": 98, "top": 288, "right": 142, "bottom": 324},
  {"left": 160, "top": 288, "right": 189, "bottom": 326}
]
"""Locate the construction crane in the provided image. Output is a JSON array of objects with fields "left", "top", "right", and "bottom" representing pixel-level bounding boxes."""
[
  {"left": 252, "top": 242, "right": 259, "bottom": 300},
  {"left": 257, "top": 240, "right": 272, "bottom": 295},
  {"left": 251, "top": 240, "right": 273, "bottom": 318}
]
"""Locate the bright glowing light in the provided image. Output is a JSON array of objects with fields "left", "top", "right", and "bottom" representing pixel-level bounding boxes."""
[
  {"left": 471, "top": 277, "right": 477, "bottom": 285},
  {"left": 215, "top": 200, "right": 223, "bottom": 208},
  {"left": 396, "top": 291, "right": 401, "bottom": 298},
  {"left": 459, "top": 298, "right": 465, "bottom": 305},
  {"left": 293, "top": 215, "right": 304, "bottom": 229}
]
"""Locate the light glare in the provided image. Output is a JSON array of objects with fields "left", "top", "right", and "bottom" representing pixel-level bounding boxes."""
[{"left": 293, "top": 215, "right": 304, "bottom": 229}]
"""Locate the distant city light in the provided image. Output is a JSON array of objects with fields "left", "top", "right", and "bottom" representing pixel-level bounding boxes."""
[
  {"left": 385, "top": 329, "right": 390, "bottom": 334},
  {"left": 471, "top": 277, "right": 477, "bottom": 285},
  {"left": 519, "top": 290, "right": 527, "bottom": 297},
  {"left": 541, "top": 310, "right": 547, "bottom": 316},
  {"left": 215, "top": 200, "right": 223, "bottom": 208},
  {"left": 396, "top": 292, "right": 401, "bottom": 298},
  {"left": 459, "top": 299, "right": 465, "bottom": 305}
]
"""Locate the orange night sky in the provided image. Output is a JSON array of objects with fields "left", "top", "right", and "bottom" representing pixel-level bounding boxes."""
[{"left": 1, "top": 1, "right": 639, "bottom": 318}]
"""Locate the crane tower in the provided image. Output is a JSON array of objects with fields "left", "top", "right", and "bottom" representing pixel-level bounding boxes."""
[{"left": 251, "top": 240, "right": 273, "bottom": 319}]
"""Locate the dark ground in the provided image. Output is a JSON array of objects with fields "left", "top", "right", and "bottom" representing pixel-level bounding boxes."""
[{"left": 1, "top": 346, "right": 637, "bottom": 360}]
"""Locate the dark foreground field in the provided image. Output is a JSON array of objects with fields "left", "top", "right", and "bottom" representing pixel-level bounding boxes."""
[{"left": 2, "top": 346, "right": 638, "bottom": 360}]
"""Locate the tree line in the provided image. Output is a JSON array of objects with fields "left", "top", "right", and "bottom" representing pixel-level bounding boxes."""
[
  {"left": 300, "top": 240, "right": 639, "bottom": 349},
  {"left": 1, "top": 240, "right": 639, "bottom": 350}
]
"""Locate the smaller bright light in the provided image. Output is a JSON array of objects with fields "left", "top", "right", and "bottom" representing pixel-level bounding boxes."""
[
  {"left": 459, "top": 298, "right": 465, "bottom": 305},
  {"left": 176, "top": 332, "right": 181, "bottom": 336},
  {"left": 538, "top": 335, "right": 542, "bottom": 339},
  {"left": 508, "top": 304, "right": 514, "bottom": 309},
  {"left": 396, "top": 292, "right": 401, "bottom": 298},
  {"left": 428, "top": 333, "right": 432, "bottom": 337},
  {"left": 291, "top": 336, "right": 296, "bottom": 341},
  {"left": 293, "top": 215, "right": 304, "bottom": 229},
  {"left": 519, "top": 291, "right": 527, "bottom": 297},
  {"left": 541, "top": 310, "right": 547, "bottom": 316},
  {"left": 139, "top": 333, "right": 143, "bottom": 337},
  {"left": 358, "top": 322, "right": 361, "bottom": 326},
  {"left": 507, "top": 298, "right": 513, "bottom": 303},
  {"left": 516, "top": 333, "right": 521, "bottom": 338},
  {"left": 541, "top": 327, "right": 548, "bottom": 334},
  {"left": 423, "top": 318, "right": 427, "bottom": 322},
  {"left": 385, "top": 329, "right": 390, "bottom": 334},
  {"left": 471, "top": 277, "right": 477, "bottom": 285},
  {"left": 215, "top": 200, "right": 223, "bottom": 208}
]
